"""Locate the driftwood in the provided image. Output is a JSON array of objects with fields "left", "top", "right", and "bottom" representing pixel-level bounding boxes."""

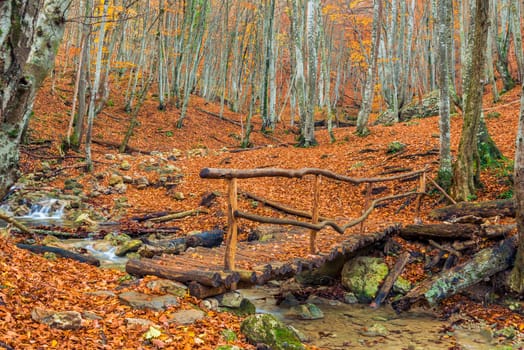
[
  {"left": 121, "top": 227, "right": 181, "bottom": 237},
  {"left": 241, "top": 191, "right": 334, "bottom": 221},
  {"left": 0, "top": 212, "right": 32, "bottom": 234},
  {"left": 429, "top": 199, "right": 515, "bottom": 220},
  {"left": 16, "top": 244, "right": 100, "bottom": 266},
  {"left": 149, "top": 208, "right": 209, "bottom": 223},
  {"left": 186, "top": 230, "right": 224, "bottom": 248},
  {"left": 399, "top": 223, "right": 479, "bottom": 240},
  {"left": 131, "top": 211, "right": 171, "bottom": 222},
  {"left": 392, "top": 236, "right": 518, "bottom": 312},
  {"left": 373, "top": 251, "right": 411, "bottom": 307},
  {"left": 399, "top": 223, "right": 516, "bottom": 241},
  {"left": 126, "top": 258, "right": 239, "bottom": 287},
  {"left": 138, "top": 244, "right": 185, "bottom": 258}
]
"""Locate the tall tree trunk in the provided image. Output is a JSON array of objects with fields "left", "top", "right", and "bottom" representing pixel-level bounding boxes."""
[
  {"left": 0, "top": 0, "right": 69, "bottom": 199},
  {"left": 438, "top": 0, "right": 453, "bottom": 190},
  {"left": 451, "top": 0, "right": 489, "bottom": 201},
  {"left": 299, "top": 0, "right": 319, "bottom": 146},
  {"left": 356, "top": 0, "right": 382, "bottom": 136}
]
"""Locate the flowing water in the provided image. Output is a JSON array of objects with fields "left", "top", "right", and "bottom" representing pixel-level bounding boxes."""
[{"left": 239, "top": 286, "right": 522, "bottom": 350}]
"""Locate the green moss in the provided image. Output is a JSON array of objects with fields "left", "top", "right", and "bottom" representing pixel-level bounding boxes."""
[{"left": 386, "top": 141, "right": 406, "bottom": 154}]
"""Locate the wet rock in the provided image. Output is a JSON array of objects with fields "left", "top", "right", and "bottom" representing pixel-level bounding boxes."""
[
  {"left": 136, "top": 176, "right": 149, "bottom": 189},
  {"left": 115, "top": 239, "right": 142, "bottom": 256},
  {"left": 109, "top": 174, "right": 123, "bottom": 186},
  {"left": 169, "top": 309, "right": 206, "bottom": 325},
  {"left": 105, "top": 233, "right": 131, "bottom": 245},
  {"left": 147, "top": 279, "right": 188, "bottom": 297},
  {"left": 201, "top": 298, "right": 219, "bottom": 311},
  {"left": 216, "top": 291, "right": 243, "bottom": 308},
  {"left": 279, "top": 293, "right": 300, "bottom": 308},
  {"left": 341, "top": 256, "right": 389, "bottom": 303},
  {"left": 105, "top": 154, "right": 116, "bottom": 160},
  {"left": 240, "top": 314, "right": 305, "bottom": 350},
  {"left": 122, "top": 175, "right": 133, "bottom": 184},
  {"left": 118, "top": 291, "right": 179, "bottom": 311},
  {"left": 361, "top": 323, "right": 389, "bottom": 337},
  {"left": 222, "top": 299, "right": 256, "bottom": 317},
  {"left": 31, "top": 307, "right": 83, "bottom": 330},
  {"left": 120, "top": 160, "right": 131, "bottom": 171},
  {"left": 286, "top": 303, "right": 324, "bottom": 320},
  {"left": 343, "top": 292, "right": 358, "bottom": 304},
  {"left": 288, "top": 325, "right": 310, "bottom": 343}
]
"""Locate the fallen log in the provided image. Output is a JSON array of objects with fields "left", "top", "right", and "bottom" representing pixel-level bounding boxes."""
[
  {"left": 429, "top": 199, "right": 515, "bottom": 220},
  {"left": 482, "top": 224, "right": 517, "bottom": 238},
  {"left": 399, "top": 223, "right": 479, "bottom": 240},
  {"left": 16, "top": 244, "right": 100, "bottom": 266},
  {"left": 392, "top": 235, "right": 518, "bottom": 313},
  {"left": 131, "top": 211, "right": 172, "bottom": 222},
  {"left": 126, "top": 258, "right": 237, "bottom": 288},
  {"left": 149, "top": 208, "right": 209, "bottom": 223},
  {"left": 188, "top": 281, "right": 228, "bottom": 299},
  {"left": 186, "top": 230, "right": 224, "bottom": 248},
  {"left": 0, "top": 212, "right": 32, "bottom": 234},
  {"left": 373, "top": 251, "right": 411, "bottom": 307}
]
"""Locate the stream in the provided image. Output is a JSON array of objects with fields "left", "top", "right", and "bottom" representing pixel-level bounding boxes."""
[{"left": 2, "top": 198, "right": 522, "bottom": 349}]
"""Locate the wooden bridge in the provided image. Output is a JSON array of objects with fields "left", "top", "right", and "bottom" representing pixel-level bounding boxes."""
[{"left": 126, "top": 166, "right": 431, "bottom": 298}]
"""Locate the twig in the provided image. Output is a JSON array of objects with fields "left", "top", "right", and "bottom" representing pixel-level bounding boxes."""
[
  {"left": 428, "top": 239, "right": 462, "bottom": 258},
  {"left": 428, "top": 177, "right": 457, "bottom": 204}
]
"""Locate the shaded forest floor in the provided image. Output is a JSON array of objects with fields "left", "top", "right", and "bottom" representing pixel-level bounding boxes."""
[{"left": 1, "top": 71, "right": 523, "bottom": 348}]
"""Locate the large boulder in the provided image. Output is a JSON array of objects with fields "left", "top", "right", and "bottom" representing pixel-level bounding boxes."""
[
  {"left": 341, "top": 256, "right": 389, "bottom": 303},
  {"left": 240, "top": 314, "right": 305, "bottom": 350},
  {"left": 375, "top": 90, "right": 450, "bottom": 125}
]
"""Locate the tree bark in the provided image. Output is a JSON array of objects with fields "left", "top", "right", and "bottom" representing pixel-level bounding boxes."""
[
  {"left": 0, "top": 0, "right": 70, "bottom": 198},
  {"left": 429, "top": 199, "right": 515, "bottom": 220},
  {"left": 509, "top": 82, "right": 524, "bottom": 294},
  {"left": 393, "top": 236, "right": 518, "bottom": 312},
  {"left": 451, "top": 0, "right": 490, "bottom": 201}
]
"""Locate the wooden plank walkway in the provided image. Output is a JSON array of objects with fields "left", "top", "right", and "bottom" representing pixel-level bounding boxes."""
[{"left": 126, "top": 225, "right": 399, "bottom": 297}]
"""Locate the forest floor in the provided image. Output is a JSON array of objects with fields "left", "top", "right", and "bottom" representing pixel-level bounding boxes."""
[{"left": 1, "top": 71, "right": 524, "bottom": 349}]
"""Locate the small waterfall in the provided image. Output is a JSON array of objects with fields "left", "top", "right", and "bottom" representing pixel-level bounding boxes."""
[
  {"left": 0, "top": 204, "right": 12, "bottom": 215},
  {"left": 20, "top": 198, "right": 66, "bottom": 220}
]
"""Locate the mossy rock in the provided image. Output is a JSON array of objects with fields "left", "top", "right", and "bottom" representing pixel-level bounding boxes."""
[
  {"left": 240, "top": 314, "right": 305, "bottom": 350},
  {"left": 341, "top": 256, "right": 389, "bottom": 303},
  {"left": 221, "top": 299, "right": 256, "bottom": 317},
  {"left": 115, "top": 239, "right": 142, "bottom": 256}
]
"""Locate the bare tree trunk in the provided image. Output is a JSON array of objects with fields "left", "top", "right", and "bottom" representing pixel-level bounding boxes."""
[
  {"left": 356, "top": 0, "right": 382, "bottom": 136},
  {"left": 509, "top": 81, "right": 524, "bottom": 294},
  {"left": 437, "top": 0, "right": 453, "bottom": 189},
  {"left": 0, "top": 0, "right": 69, "bottom": 198},
  {"left": 451, "top": 0, "right": 489, "bottom": 201}
]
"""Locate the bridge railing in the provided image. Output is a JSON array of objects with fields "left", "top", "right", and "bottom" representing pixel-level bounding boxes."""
[{"left": 200, "top": 166, "right": 430, "bottom": 271}]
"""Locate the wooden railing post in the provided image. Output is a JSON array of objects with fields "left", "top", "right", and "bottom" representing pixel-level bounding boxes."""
[
  {"left": 309, "top": 175, "right": 321, "bottom": 254},
  {"left": 224, "top": 178, "right": 238, "bottom": 271},
  {"left": 360, "top": 182, "right": 372, "bottom": 234},
  {"left": 415, "top": 169, "right": 427, "bottom": 220}
]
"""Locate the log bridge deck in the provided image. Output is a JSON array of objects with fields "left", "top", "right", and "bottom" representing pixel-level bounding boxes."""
[
  {"left": 126, "top": 225, "right": 399, "bottom": 299},
  {"left": 126, "top": 166, "right": 433, "bottom": 299}
]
